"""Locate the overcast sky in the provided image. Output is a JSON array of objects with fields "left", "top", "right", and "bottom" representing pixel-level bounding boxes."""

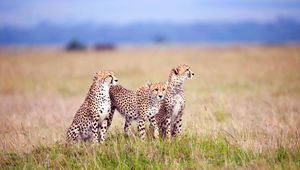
[{"left": 1, "top": 0, "right": 300, "bottom": 27}]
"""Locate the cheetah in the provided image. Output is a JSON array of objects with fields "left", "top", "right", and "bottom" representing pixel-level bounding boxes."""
[
  {"left": 155, "top": 64, "right": 194, "bottom": 139},
  {"left": 66, "top": 70, "right": 118, "bottom": 144},
  {"left": 107, "top": 82, "right": 168, "bottom": 140}
]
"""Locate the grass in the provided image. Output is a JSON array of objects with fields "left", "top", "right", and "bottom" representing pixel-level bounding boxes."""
[
  {"left": 0, "top": 45, "right": 300, "bottom": 169},
  {"left": 1, "top": 132, "right": 299, "bottom": 169}
]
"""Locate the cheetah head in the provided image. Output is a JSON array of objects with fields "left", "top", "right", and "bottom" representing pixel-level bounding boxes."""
[
  {"left": 169, "top": 64, "right": 194, "bottom": 84},
  {"left": 94, "top": 70, "right": 118, "bottom": 86},
  {"left": 148, "top": 82, "right": 168, "bottom": 101}
]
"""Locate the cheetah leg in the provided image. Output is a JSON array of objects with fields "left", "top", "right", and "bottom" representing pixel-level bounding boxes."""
[
  {"left": 148, "top": 115, "right": 159, "bottom": 139},
  {"left": 99, "top": 119, "right": 108, "bottom": 141},
  {"left": 106, "top": 107, "right": 115, "bottom": 131},
  {"left": 66, "top": 125, "right": 80, "bottom": 144},
  {"left": 91, "top": 114, "right": 100, "bottom": 144},
  {"left": 149, "top": 124, "right": 154, "bottom": 137},
  {"left": 172, "top": 107, "right": 184, "bottom": 137},
  {"left": 172, "top": 117, "right": 182, "bottom": 137},
  {"left": 164, "top": 116, "right": 171, "bottom": 139},
  {"left": 156, "top": 118, "right": 164, "bottom": 137},
  {"left": 164, "top": 106, "right": 173, "bottom": 140},
  {"left": 137, "top": 118, "right": 146, "bottom": 140},
  {"left": 124, "top": 117, "right": 132, "bottom": 136}
]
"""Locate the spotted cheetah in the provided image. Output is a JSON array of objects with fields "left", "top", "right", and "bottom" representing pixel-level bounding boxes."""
[
  {"left": 66, "top": 70, "right": 118, "bottom": 144},
  {"left": 155, "top": 64, "right": 194, "bottom": 139},
  {"left": 108, "top": 82, "right": 168, "bottom": 140}
]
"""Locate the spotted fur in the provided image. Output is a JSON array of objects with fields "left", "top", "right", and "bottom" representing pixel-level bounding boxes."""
[
  {"left": 155, "top": 64, "right": 194, "bottom": 139},
  {"left": 66, "top": 70, "right": 118, "bottom": 144},
  {"left": 108, "top": 82, "right": 168, "bottom": 140}
]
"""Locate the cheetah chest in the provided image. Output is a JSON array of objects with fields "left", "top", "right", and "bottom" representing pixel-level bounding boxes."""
[
  {"left": 147, "top": 106, "right": 159, "bottom": 117},
  {"left": 100, "top": 100, "right": 111, "bottom": 118},
  {"left": 95, "top": 87, "right": 111, "bottom": 120},
  {"left": 171, "top": 94, "right": 184, "bottom": 122}
]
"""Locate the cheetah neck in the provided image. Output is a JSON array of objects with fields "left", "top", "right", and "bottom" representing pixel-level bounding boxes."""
[
  {"left": 149, "top": 96, "right": 160, "bottom": 107},
  {"left": 90, "top": 81, "right": 110, "bottom": 97},
  {"left": 167, "top": 81, "right": 184, "bottom": 96},
  {"left": 147, "top": 90, "right": 160, "bottom": 108},
  {"left": 168, "top": 72, "right": 184, "bottom": 94}
]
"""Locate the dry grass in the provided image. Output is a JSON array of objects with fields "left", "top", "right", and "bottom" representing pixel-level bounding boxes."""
[{"left": 0, "top": 45, "right": 299, "bottom": 168}]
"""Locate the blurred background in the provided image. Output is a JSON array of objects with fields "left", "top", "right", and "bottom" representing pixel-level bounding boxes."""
[{"left": 1, "top": 0, "right": 300, "bottom": 47}]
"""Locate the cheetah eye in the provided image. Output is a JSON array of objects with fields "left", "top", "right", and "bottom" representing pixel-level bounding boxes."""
[
  {"left": 154, "top": 88, "right": 158, "bottom": 91},
  {"left": 186, "top": 69, "right": 189, "bottom": 72},
  {"left": 162, "top": 88, "right": 166, "bottom": 91}
]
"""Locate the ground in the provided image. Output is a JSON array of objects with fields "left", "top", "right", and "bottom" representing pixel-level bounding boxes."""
[{"left": 0, "top": 45, "right": 299, "bottom": 169}]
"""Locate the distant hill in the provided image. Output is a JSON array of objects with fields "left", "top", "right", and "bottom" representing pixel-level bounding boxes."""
[{"left": 1, "top": 18, "right": 300, "bottom": 45}]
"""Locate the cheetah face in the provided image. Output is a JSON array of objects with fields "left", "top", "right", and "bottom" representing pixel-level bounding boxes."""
[
  {"left": 94, "top": 70, "right": 118, "bottom": 86},
  {"left": 170, "top": 64, "right": 194, "bottom": 84},
  {"left": 148, "top": 82, "right": 168, "bottom": 101}
]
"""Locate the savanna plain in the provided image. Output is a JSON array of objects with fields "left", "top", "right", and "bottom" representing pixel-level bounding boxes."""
[{"left": 0, "top": 45, "right": 299, "bottom": 169}]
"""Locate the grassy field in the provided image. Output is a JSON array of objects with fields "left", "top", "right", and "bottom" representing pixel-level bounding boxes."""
[{"left": 0, "top": 45, "right": 299, "bottom": 169}]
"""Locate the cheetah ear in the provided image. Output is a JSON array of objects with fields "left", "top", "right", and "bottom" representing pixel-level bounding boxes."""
[
  {"left": 93, "top": 72, "right": 99, "bottom": 81},
  {"left": 146, "top": 81, "right": 152, "bottom": 88},
  {"left": 172, "top": 68, "right": 179, "bottom": 75}
]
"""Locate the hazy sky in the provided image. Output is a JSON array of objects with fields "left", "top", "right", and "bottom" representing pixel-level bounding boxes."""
[{"left": 1, "top": 0, "right": 300, "bottom": 27}]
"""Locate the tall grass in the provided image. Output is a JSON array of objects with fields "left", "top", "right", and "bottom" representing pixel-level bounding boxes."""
[{"left": 1, "top": 132, "right": 299, "bottom": 169}]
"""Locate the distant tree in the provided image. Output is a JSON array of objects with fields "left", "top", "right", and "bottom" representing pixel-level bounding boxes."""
[
  {"left": 153, "top": 35, "right": 167, "bottom": 43},
  {"left": 66, "top": 39, "right": 86, "bottom": 51}
]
